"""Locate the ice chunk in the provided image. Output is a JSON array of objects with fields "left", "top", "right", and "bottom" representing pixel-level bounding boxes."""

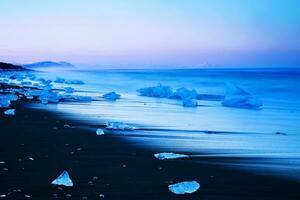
[
  {"left": 0, "top": 94, "right": 18, "bottom": 108},
  {"left": 54, "top": 77, "right": 65, "bottom": 83},
  {"left": 106, "top": 122, "right": 136, "bottom": 130},
  {"left": 96, "top": 128, "right": 105, "bottom": 135},
  {"left": 102, "top": 92, "right": 120, "bottom": 101},
  {"left": 73, "top": 95, "right": 92, "bottom": 102},
  {"left": 154, "top": 152, "right": 189, "bottom": 160},
  {"left": 222, "top": 84, "right": 262, "bottom": 109},
  {"left": 4, "top": 109, "right": 15, "bottom": 115},
  {"left": 51, "top": 171, "right": 73, "bottom": 187},
  {"left": 168, "top": 181, "right": 200, "bottom": 194},
  {"left": 65, "top": 80, "right": 84, "bottom": 85},
  {"left": 182, "top": 98, "right": 198, "bottom": 107},
  {"left": 64, "top": 87, "right": 74, "bottom": 93},
  {"left": 38, "top": 91, "right": 61, "bottom": 104},
  {"left": 225, "top": 84, "right": 250, "bottom": 96},
  {"left": 21, "top": 81, "right": 32, "bottom": 86},
  {"left": 172, "top": 88, "right": 198, "bottom": 100},
  {"left": 222, "top": 96, "right": 262, "bottom": 109},
  {"left": 137, "top": 84, "right": 173, "bottom": 98}
]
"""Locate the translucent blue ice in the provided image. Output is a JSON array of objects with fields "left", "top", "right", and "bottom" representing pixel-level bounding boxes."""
[
  {"left": 168, "top": 181, "right": 200, "bottom": 194},
  {"left": 65, "top": 80, "right": 84, "bottom": 85},
  {"left": 96, "top": 128, "right": 105, "bottom": 135},
  {"left": 137, "top": 84, "right": 173, "bottom": 98},
  {"left": 154, "top": 152, "right": 189, "bottom": 160},
  {"left": 4, "top": 109, "right": 15, "bottom": 115},
  {"left": 102, "top": 92, "right": 120, "bottom": 101},
  {"left": 51, "top": 170, "right": 73, "bottom": 187},
  {"left": 106, "top": 122, "right": 136, "bottom": 130}
]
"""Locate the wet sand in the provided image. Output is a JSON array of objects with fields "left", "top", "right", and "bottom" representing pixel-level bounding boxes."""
[{"left": 0, "top": 100, "right": 300, "bottom": 199}]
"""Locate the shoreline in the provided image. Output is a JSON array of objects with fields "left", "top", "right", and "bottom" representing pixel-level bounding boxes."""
[{"left": 1, "top": 99, "right": 300, "bottom": 199}]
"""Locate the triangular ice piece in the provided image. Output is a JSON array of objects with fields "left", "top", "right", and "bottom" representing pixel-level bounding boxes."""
[{"left": 51, "top": 170, "right": 73, "bottom": 187}]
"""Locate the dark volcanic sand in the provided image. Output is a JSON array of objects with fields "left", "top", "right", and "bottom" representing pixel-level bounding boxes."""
[{"left": 0, "top": 101, "right": 299, "bottom": 200}]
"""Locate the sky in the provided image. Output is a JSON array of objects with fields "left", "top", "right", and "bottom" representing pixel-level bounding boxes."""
[{"left": 0, "top": 0, "right": 300, "bottom": 68}]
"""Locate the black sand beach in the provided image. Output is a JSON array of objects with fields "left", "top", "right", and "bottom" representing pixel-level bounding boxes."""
[{"left": 1, "top": 98, "right": 300, "bottom": 199}]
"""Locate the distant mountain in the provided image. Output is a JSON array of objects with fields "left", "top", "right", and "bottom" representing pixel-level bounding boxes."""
[
  {"left": 23, "top": 61, "right": 74, "bottom": 69},
  {"left": 0, "top": 62, "right": 26, "bottom": 71}
]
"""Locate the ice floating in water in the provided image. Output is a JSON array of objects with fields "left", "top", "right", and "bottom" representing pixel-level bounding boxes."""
[
  {"left": 225, "top": 83, "right": 250, "bottom": 96},
  {"left": 4, "top": 109, "right": 15, "bottom": 115},
  {"left": 168, "top": 181, "right": 200, "bottom": 194},
  {"left": 137, "top": 85, "right": 200, "bottom": 107},
  {"left": 65, "top": 80, "right": 84, "bottom": 85},
  {"left": 51, "top": 170, "right": 73, "bottom": 187},
  {"left": 172, "top": 88, "right": 198, "bottom": 100},
  {"left": 106, "top": 122, "right": 136, "bottom": 130},
  {"left": 102, "top": 92, "right": 120, "bottom": 101},
  {"left": 137, "top": 84, "right": 173, "bottom": 98},
  {"left": 154, "top": 152, "right": 189, "bottom": 160},
  {"left": 39, "top": 91, "right": 61, "bottom": 104},
  {"left": 54, "top": 77, "right": 65, "bottom": 83},
  {"left": 222, "top": 84, "right": 262, "bottom": 109},
  {"left": 222, "top": 96, "right": 262, "bottom": 109},
  {"left": 182, "top": 98, "right": 198, "bottom": 107},
  {"left": 72, "top": 95, "right": 92, "bottom": 102},
  {"left": 96, "top": 128, "right": 105, "bottom": 135},
  {"left": 64, "top": 87, "right": 74, "bottom": 93}
]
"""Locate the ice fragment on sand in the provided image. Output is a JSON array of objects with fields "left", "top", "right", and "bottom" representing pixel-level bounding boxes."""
[
  {"left": 154, "top": 152, "right": 189, "bottom": 160},
  {"left": 96, "top": 128, "right": 105, "bottom": 135},
  {"left": 102, "top": 92, "right": 120, "bottom": 101},
  {"left": 51, "top": 171, "right": 73, "bottom": 187},
  {"left": 106, "top": 122, "right": 136, "bottom": 130},
  {"left": 137, "top": 84, "right": 173, "bottom": 98},
  {"left": 168, "top": 181, "right": 200, "bottom": 194},
  {"left": 4, "top": 109, "right": 15, "bottom": 115},
  {"left": 0, "top": 194, "right": 6, "bottom": 198},
  {"left": 0, "top": 94, "right": 18, "bottom": 108}
]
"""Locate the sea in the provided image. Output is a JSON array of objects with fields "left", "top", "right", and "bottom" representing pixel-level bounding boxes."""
[{"left": 29, "top": 67, "right": 300, "bottom": 181}]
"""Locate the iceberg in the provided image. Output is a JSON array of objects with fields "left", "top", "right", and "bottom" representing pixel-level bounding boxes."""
[
  {"left": 4, "top": 109, "right": 15, "bottom": 115},
  {"left": 154, "top": 152, "right": 189, "bottom": 160},
  {"left": 96, "top": 128, "right": 105, "bottom": 135},
  {"left": 222, "top": 96, "right": 262, "bottom": 109},
  {"left": 106, "top": 122, "right": 136, "bottom": 130},
  {"left": 102, "top": 92, "right": 120, "bottom": 101},
  {"left": 137, "top": 84, "right": 173, "bottom": 98},
  {"left": 51, "top": 171, "right": 73, "bottom": 187},
  {"left": 168, "top": 181, "right": 200, "bottom": 194},
  {"left": 222, "top": 84, "right": 262, "bottom": 109}
]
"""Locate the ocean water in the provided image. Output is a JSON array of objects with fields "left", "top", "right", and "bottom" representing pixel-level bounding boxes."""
[{"left": 31, "top": 68, "right": 300, "bottom": 180}]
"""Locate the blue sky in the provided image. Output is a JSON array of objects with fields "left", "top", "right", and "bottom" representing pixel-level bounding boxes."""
[{"left": 0, "top": 0, "right": 299, "bottom": 68}]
